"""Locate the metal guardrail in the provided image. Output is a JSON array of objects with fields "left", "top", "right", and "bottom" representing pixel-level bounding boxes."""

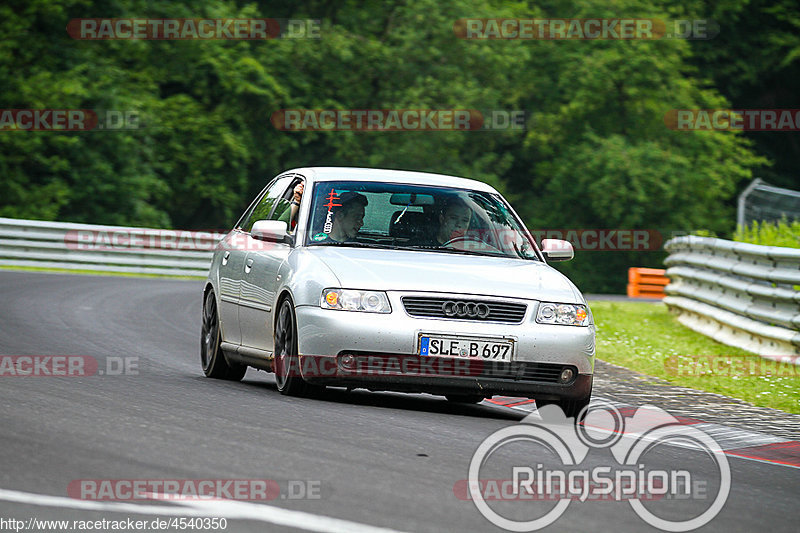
[
  {"left": 664, "top": 235, "right": 800, "bottom": 356},
  {"left": 0, "top": 217, "right": 224, "bottom": 277},
  {"left": 737, "top": 178, "right": 800, "bottom": 228},
  {"left": 3, "top": 218, "right": 798, "bottom": 356}
]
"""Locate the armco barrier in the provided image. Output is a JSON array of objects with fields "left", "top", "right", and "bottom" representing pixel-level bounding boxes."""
[
  {"left": 0, "top": 217, "right": 223, "bottom": 277},
  {"left": 663, "top": 235, "right": 800, "bottom": 356}
]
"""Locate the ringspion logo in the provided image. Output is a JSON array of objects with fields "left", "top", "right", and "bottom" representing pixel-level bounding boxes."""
[{"left": 466, "top": 403, "right": 730, "bottom": 531}]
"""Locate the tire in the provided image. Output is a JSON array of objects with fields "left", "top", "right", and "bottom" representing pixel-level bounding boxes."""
[
  {"left": 445, "top": 394, "right": 484, "bottom": 404},
  {"left": 201, "top": 290, "right": 247, "bottom": 381},
  {"left": 537, "top": 394, "right": 591, "bottom": 423},
  {"left": 273, "top": 298, "right": 309, "bottom": 396}
]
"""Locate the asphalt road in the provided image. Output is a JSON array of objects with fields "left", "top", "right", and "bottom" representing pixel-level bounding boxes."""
[{"left": 0, "top": 271, "right": 797, "bottom": 533}]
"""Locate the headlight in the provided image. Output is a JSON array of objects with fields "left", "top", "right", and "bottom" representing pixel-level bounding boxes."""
[
  {"left": 321, "top": 289, "right": 391, "bottom": 313},
  {"left": 536, "top": 302, "right": 591, "bottom": 326}
]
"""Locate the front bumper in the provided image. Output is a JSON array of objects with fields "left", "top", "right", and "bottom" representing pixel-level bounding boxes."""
[
  {"left": 294, "top": 292, "right": 595, "bottom": 399},
  {"left": 296, "top": 353, "right": 592, "bottom": 400}
]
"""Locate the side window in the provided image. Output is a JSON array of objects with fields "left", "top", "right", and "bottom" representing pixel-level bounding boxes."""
[
  {"left": 235, "top": 183, "right": 269, "bottom": 230},
  {"left": 270, "top": 178, "right": 304, "bottom": 225},
  {"left": 239, "top": 176, "right": 293, "bottom": 232}
]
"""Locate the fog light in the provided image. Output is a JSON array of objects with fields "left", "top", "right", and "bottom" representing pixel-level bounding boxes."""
[
  {"left": 559, "top": 368, "right": 575, "bottom": 383},
  {"left": 340, "top": 353, "right": 355, "bottom": 369}
]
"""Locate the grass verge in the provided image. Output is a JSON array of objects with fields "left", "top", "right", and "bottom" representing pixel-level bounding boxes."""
[
  {"left": 589, "top": 300, "right": 799, "bottom": 414},
  {"left": 0, "top": 265, "right": 203, "bottom": 280}
]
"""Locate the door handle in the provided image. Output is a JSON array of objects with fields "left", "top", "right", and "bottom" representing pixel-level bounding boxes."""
[
  {"left": 222, "top": 251, "right": 230, "bottom": 265},
  {"left": 244, "top": 257, "right": 254, "bottom": 274}
]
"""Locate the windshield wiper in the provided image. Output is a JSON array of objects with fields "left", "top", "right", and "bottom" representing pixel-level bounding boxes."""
[
  {"left": 408, "top": 244, "right": 540, "bottom": 260},
  {"left": 311, "top": 241, "right": 406, "bottom": 250},
  {"left": 406, "top": 246, "right": 503, "bottom": 258}
]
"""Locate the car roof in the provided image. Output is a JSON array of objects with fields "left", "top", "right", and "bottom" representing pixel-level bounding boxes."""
[{"left": 286, "top": 167, "right": 498, "bottom": 193}]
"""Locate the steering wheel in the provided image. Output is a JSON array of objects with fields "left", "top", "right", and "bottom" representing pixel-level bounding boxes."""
[{"left": 440, "top": 235, "right": 501, "bottom": 252}]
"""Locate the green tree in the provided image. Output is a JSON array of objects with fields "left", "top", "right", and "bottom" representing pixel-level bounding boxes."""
[{"left": 0, "top": 0, "right": 777, "bottom": 292}]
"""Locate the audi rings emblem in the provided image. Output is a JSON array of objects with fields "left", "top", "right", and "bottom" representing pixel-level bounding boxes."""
[{"left": 442, "top": 301, "right": 490, "bottom": 319}]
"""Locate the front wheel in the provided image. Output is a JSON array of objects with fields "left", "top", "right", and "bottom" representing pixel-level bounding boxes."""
[
  {"left": 537, "top": 394, "right": 591, "bottom": 423},
  {"left": 273, "top": 298, "right": 310, "bottom": 396},
  {"left": 445, "top": 394, "right": 484, "bottom": 404},
  {"left": 201, "top": 290, "right": 246, "bottom": 381}
]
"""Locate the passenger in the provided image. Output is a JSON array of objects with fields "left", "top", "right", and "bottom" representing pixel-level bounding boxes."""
[
  {"left": 327, "top": 192, "right": 368, "bottom": 242},
  {"left": 288, "top": 181, "right": 303, "bottom": 229},
  {"left": 278, "top": 181, "right": 304, "bottom": 231}
]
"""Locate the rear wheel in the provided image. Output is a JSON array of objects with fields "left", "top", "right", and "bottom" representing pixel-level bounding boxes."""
[
  {"left": 445, "top": 394, "right": 484, "bottom": 404},
  {"left": 273, "top": 298, "right": 309, "bottom": 396},
  {"left": 201, "top": 290, "right": 246, "bottom": 381}
]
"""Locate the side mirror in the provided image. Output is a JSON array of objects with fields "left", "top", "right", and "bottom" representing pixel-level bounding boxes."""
[
  {"left": 541, "top": 239, "right": 574, "bottom": 261},
  {"left": 251, "top": 220, "right": 290, "bottom": 243}
]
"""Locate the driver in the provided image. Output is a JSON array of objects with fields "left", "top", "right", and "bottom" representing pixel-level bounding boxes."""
[{"left": 432, "top": 196, "right": 472, "bottom": 245}]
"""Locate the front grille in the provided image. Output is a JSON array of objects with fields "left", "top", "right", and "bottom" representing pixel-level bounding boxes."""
[
  {"left": 401, "top": 296, "right": 527, "bottom": 323},
  {"left": 486, "top": 361, "right": 570, "bottom": 383}
]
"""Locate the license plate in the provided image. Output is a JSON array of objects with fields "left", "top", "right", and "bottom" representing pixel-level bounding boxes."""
[{"left": 418, "top": 334, "right": 514, "bottom": 361}]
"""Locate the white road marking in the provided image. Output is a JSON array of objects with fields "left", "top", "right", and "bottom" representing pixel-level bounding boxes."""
[
  {"left": 691, "top": 423, "right": 786, "bottom": 449},
  {"left": 0, "top": 488, "right": 410, "bottom": 533}
]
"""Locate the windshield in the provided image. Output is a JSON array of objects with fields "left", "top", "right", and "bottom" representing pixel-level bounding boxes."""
[{"left": 304, "top": 181, "right": 540, "bottom": 260}]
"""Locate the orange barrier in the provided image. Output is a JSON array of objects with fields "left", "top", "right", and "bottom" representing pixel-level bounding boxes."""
[{"left": 627, "top": 267, "right": 668, "bottom": 299}]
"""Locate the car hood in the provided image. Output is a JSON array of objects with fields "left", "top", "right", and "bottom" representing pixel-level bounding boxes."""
[{"left": 308, "top": 247, "right": 584, "bottom": 303}]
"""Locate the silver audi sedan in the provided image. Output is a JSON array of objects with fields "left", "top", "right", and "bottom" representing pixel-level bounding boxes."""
[{"left": 201, "top": 167, "right": 594, "bottom": 416}]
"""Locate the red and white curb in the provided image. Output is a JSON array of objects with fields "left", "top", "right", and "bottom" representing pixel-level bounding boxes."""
[{"left": 483, "top": 396, "right": 800, "bottom": 469}]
